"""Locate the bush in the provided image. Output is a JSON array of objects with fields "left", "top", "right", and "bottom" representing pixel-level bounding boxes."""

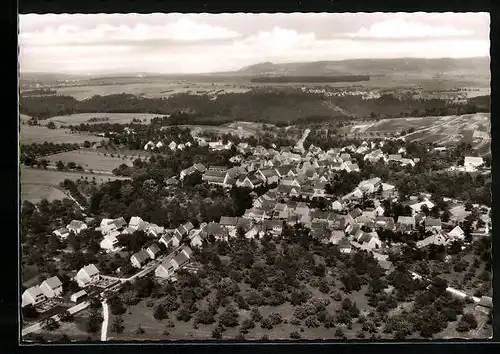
[
  {"left": 290, "top": 331, "right": 301, "bottom": 339},
  {"left": 153, "top": 304, "right": 167, "bottom": 321},
  {"left": 269, "top": 313, "right": 283, "bottom": 325},
  {"left": 335, "top": 327, "right": 345, "bottom": 338},
  {"left": 44, "top": 317, "right": 60, "bottom": 331},
  {"left": 176, "top": 307, "right": 192, "bottom": 322},
  {"left": 333, "top": 292, "right": 342, "bottom": 301},
  {"left": 239, "top": 318, "right": 255, "bottom": 334},
  {"left": 218, "top": 306, "right": 239, "bottom": 327},
  {"left": 290, "top": 318, "right": 301, "bottom": 326},
  {"left": 196, "top": 309, "right": 216, "bottom": 325},
  {"left": 260, "top": 318, "right": 274, "bottom": 330},
  {"left": 135, "top": 325, "right": 145, "bottom": 334},
  {"left": 305, "top": 316, "right": 320, "bottom": 328},
  {"left": 250, "top": 307, "right": 262, "bottom": 322}
]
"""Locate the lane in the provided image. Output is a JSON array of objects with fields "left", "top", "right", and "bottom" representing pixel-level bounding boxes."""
[{"left": 100, "top": 300, "right": 109, "bottom": 341}]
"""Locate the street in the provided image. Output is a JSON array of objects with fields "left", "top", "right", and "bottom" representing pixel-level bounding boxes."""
[{"left": 100, "top": 300, "right": 109, "bottom": 341}]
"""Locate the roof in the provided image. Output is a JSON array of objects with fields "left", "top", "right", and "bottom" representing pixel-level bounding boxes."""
[
  {"left": 311, "top": 210, "right": 329, "bottom": 220},
  {"left": 24, "top": 286, "right": 44, "bottom": 298},
  {"left": 263, "top": 219, "right": 284, "bottom": 230},
  {"left": 236, "top": 217, "right": 253, "bottom": 231},
  {"left": 81, "top": 264, "right": 99, "bottom": 277},
  {"left": 203, "top": 170, "right": 227, "bottom": 181},
  {"left": 358, "top": 232, "right": 373, "bottom": 244},
  {"left": 397, "top": 216, "right": 415, "bottom": 225},
  {"left": 72, "top": 290, "right": 87, "bottom": 298},
  {"left": 349, "top": 208, "right": 363, "bottom": 218},
  {"left": 296, "top": 202, "right": 309, "bottom": 209},
  {"left": 275, "top": 203, "right": 287, "bottom": 212},
  {"left": 478, "top": 296, "right": 493, "bottom": 308},
  {"left": 55, "top": 227, "right": 69, "bottom": 234},
  {"left": 206, "top": 222, "right": 226, "bottom": 236},
  {"left": 193, "top": 163, "right": 207, "bottom": 172},
  {"left": 378, "top": 260, "right": 394, "bottom": 270},
  {"left": 425, "top": 218, "right": 442, "bottom": 227},
  {"left": 174, "top": 251, "right": 190, "bottom": 266},
  {"left": 147, "top": 243, "right": 161, "bottom": 254},
  {"left": 129, "top": 216, "right": 143, "bottom": 226},
  {"left": 112, "top": 217, "right": 127, "bottom": 228},
  {"left": 180, "top": 245, "right": 193, "bottom": 257},
  {"left": 260, "top": 169, "right": 278, "bottom": 177},
  {"left": 68, "top": 220, "right": 85, "bottom": 229},
  {"left": 43, "top": 276, "right": 62, "bottom": 289},
  {"left": 464, "top": 156, "right": 484, "bottom": 165},
  {"left": 338, "top": 238, "right": 351, "bottom": 248},
  {"left": 183, "top": 222, "right": 194, "bottom": 232},
  {"left": 220, "top": 216, "right": 239, "bottom": 226},
  {"left": 132, "top": 249, "right": 150, "bottom": 263}
]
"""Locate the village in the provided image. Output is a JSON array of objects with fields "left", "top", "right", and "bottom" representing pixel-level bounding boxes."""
[{"left": 21, "top": 130, "right": 492, "bottom": 340}]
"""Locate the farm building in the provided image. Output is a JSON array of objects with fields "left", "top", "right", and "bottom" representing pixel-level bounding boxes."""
[{"left": 70, "top": 290, "right": 87, "bottom": 303}]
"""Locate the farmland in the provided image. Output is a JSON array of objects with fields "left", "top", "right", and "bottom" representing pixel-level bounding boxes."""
[
  {"left": 56, "top": 82, "right": 251, "bottom": 101},
  {"left": 341, "top": 113, "right": 490, "bottom": 152},
  {"left": 44, "top": 150, "right": 134, "bottom": 173},
  {"left": 20, "top": 166, "right": 131, "bottom": 203},
  {"left": 46, "top": 113, "right": 164, "bottom": 127},
  {"left": 20, "top": 125, "right": 106, "bottom": 145}
]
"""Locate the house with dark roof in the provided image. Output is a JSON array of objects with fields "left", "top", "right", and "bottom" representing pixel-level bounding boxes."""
[
  {"left": 146, "top": 243, "right": 162, "bottom": 259},
  {"left": 263, "top": 219, "right": 284, "bottom": 234},
  {"left": 205, "top": 222, "right": 229, "bottom": 241},
  {"left": 236, "top": 217, "right": 253, "bottom": 233},
  {"left": 203, "top": 170, "right": 229, "bottom": 186},
  {"left": 243, "top": 208, "right": 268, "bottom": 222},
  {"left": 349, "top": 208, "right": 363, "bottom": 219},
  {"left": 220, "top": 216, "right": 239, "bottom": 230},
  {"left": 338, "top": 238, "right": 352, "bottom": 254},
  {"left": 373, "top": 216, "right": 395, "bottom": 231},
  {"left": 131, "top": 249, "right": 150, "bottom": 268},
  {"left": 257, "top": 169, "right": 280, "bottom": 185},
  {"left": 424, "top": 217, "right": 442, "bottom": 232},
  {"left": 311, "top": 210, "right": 329, "bottom": 223},
  {"left": 396, "top": 216, "right": 416, "bottom": 232},
  {"left": 40, "top": 276, "right": 63, "bottom": 298}
]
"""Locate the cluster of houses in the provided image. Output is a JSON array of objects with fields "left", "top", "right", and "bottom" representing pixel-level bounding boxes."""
[
  {"left": 447, "top": 156, "right": 486, "bottom": 173},
  {"left": 22, "top": 276, "right": 63, "bottom": 308}
]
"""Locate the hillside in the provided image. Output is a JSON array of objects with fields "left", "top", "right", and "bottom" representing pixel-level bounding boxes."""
[{"left": 237, "top": 57, "right": 490, "bottom": 77}]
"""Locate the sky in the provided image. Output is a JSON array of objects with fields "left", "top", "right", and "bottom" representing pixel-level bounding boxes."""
[{"left": 19, "top": 12, "right": 490, "bottom": 74}]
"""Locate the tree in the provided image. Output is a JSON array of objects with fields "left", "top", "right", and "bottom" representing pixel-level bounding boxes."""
[
  {"left": 86, "top": 311, "right": 103, "bottom": 334},
  {"left": 59, "top": 310, "right": 74, "bottom": 323},
  {"left": 239, "top": 318, "right": 255, "bottom": 334},
  {"left": 83, "top": 140, "right": 91, "bottom": 148},
  {"left": 111, "top": 315, "right": 124, "bottom": 334},
  {"left": 195, "top": 309, "right": 215, "bottom": 325},
  {"left": 44, "top": 317, "right": 60, "bottom": 331},
  {"left": 47, "top": 121, "right": 56, "bottom": 129},
  {"left": 212, "top": 323, "right": 225, "bottom": 340},
  {"left": 135, "top": 325, "right": 145, "bottom": 334},
  {"left": 335, "top": 327, "right": 345, "bottom": 339},
  {"left": 176, "top": 307, "right": 192, "bottom": 322},
  {"left": 153, "top": 304, "right": 168, "bottom": 321},
  {"left": 218, "top": 306, "right": 239, "bottom": 327},
  {"left": 56, "top": 160, "right": 65, "bottom": 171},
  {"left": 290, "top": 331, "right": 301, "bottom": 339},
  {"left": 109, "top": 296, "right": 126, "bottom": 315},
  {"left": 457, "top": 313, "right": 478, "bottom": 332}
]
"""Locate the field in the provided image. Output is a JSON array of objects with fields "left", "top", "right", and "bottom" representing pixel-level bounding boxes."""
[
  {"left": 56, "top": 82, "right": 250, "bottom": 101},
  {"left": 186, "top": 121, "right": 275, "bottom": 139},
  {"left": 46, "top": 113, "right": 163, "bottom": 127},
  {"left": 20, "top": 166, "right": 131, "bottom": 203},
  {"left": 44, "top": 150, "right": 133, "bottom": 173},
  {"left": 342, "top": 113, "right": 490, "bottom": 153},
  {"left": 20, "top": 125, "right": 106, "bottom": 145}
]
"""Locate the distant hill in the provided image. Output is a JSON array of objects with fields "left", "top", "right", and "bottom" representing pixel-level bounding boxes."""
[{"left": 235, "top": 57, "right": 490, "bottom": 77}]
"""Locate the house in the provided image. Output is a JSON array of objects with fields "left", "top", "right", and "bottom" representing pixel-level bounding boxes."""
[
  {"left": 193, "top": 163, "right": 207, "bottom": 173},
  {"left": 328, "top": 230, "right": 345, "bottom": 245},
  {"left": 373, "top": 216, "right": 395, "bottom": 231},
  {"left": 409, "top": 200, "right": 435, "bottom": 214},
  {"left": 349, "top": 208, "right": 363, "bottom": 219},
  {"left": 66, "top": 220, "right": 87, "bottom": 235},
  {"left": 220, "top": 216, "right": 239, "bottom": 231},
  {"left": 263, "top": 219, "right": 284, "bottom": 234},
  {"left": 344, "top": 162, "right": 360, "bottom": 173},
  {"left": 331, "top": 200, "right": 344, "bottom": 211},
  {"left": 75, "top": 264, "right": 100, "bottom": 288},
  {"left": 22, "top": 286, "right": 47, "bottom": 307},
  {"left": 282, "top": 177, "right": 301, "bottom": 187},
  {"left": 463, "top": 156, "right": 484, "bottom": 171},
  {"left": 165, "top": 177, "right": 178, "bottom": 186},
  {"left": 100, "top": 217, "right": 127, "bottom": 235},
  {"left": 175, "top": 222, "right": 195, "bottom": 238},
  {"left": 295, "top": 202, "right": 310, "bottom": 217},
  {"left": 328, "top": 214, "right": 347, "bottom": 230},
  {"left": 397, "top": 216, "right": 416, "bottom": 232},
  {"left": 209, "top": 165, "right": 228, "bottom": 173},
  {"left": 343, "top": 188, "right": 363, "bottom": 200},
  {"left": 236, "top": 173, "right": 263, "bottom": 189},
  {"left": 236, "top": 217, "right": 253, "bottom": 233},
  {"left": 70, "top": 290, "right": 87, "bottom": 303},
  {"left": 275, "top": 165, "right": 296, "bottom": 178},
  {"left": 243, "top": 208, "right": 268, "bottom": 222},
  {"left": 159, "top": 232, "right": 181, "bottom": 248},
  {"left": 203, "top": 170, "right": 229, "bottom": 186},
  {"left": 424, "top": 218, "right": 442, "bottom": 232},
  {"left": 359, "top": 177, "right": 382, "bottom": 193},
  {"left": 338, "top": 238, "right": 352, "bottom": 254},
  {"left": 257, "top": 169, "right": 280, "bottom": 185},
  {"left": 448, "top": 225, "right": 465, "bottom": 240},
  {"left": 53, "top": 227, "right": 70, "bottom": 239},
  {"left": 386, "top": 154, "right": 403, "bottom": 163},
  {"left": 356, "top": 232, "right": 382, "bottom": 251},
  {"left": 311, "top": 210, "right": 329, "bottom": 223},
  {"left": 364, "top": 149, "right": 385, "bottom": 163},
  {"left": 372, "top": 253, "right": 394, "bottom": 273},
  {"left": 147, "top": 224, "right": 165, "bottom": 238},
  {"left": 180, "top": 166, "right": 197, "bottom": 180},
  {"left": 310, "top": 222, "right": 330, "bottom": 241},
  {"left": 416, "top": 232, "right": 449, "bottom": 249},
  {"left": 340, "top": 153, "right": 351, "bottom": 161},
  {"left": 169, "top": 141, "right": 177, "bottom": 150},
  {"left": 374, "top": 205, "right": 385, "bottom": 217},
  {"left": 188, "top": 231, "right": 204, "bottom": 248},
  {"left": 40, "top": 276, "right": 63, "bottom": 298},
  {"left": 100, "top": 232, "right": 122, "bottom": 252},
  {"left": 313, "top": 181, "right": 326, "bottom": 196},
  {"left": 146, "top": 243, "right": 162, "bottom": 259},
  {"left": 205, "top": 222, "right": 229, "bottom": 241},
  {"left": 131, "top": 249, "right": 150, "bottom": 268},
  {"left": 129, "top": 216, "right": 148, "bottom": 231}
]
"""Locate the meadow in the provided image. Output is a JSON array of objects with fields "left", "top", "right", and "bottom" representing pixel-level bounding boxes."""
[
  {"left": 44, "top": 150, "right": 134, "bottom": 173},
  {"left": 46, "top": 113, "right": 164, "bottom": 127},
  {"left": 20, "top": 125, "right": 106, "bottom": 145},
  {"left": 20, "top": 166, "right": 130, "bottom": 203}
]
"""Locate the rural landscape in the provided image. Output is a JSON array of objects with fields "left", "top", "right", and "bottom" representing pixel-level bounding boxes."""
[{"left": 19, "top": 13, "right": 491, "bottom": 343}]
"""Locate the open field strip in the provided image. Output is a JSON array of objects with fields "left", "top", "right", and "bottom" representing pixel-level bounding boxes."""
[
  {"left": 46, "top": 113, "right": 163, "bottom": 126},
  {"left": 20, "top": 125, "right": 106, "bottom": 145},
  {"left": 44, "top": 150, "right": 133, "bottom": 172}
]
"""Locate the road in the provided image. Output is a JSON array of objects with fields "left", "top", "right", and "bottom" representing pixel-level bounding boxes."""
[
  {"left": 295, "top": 128, "right": 311, "bottom": 151},
  {"left": 100, "top": 300, "right": 109, "bottom": 341},
  {"left": 21, "top": 300, "right": 90, "bottom": 336}
]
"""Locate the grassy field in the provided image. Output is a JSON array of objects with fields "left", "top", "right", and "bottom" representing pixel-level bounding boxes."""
[
  {"left": 20, "top": 166, "right": 131, "bottom": 203},
  {"left": 44, "top": 150, "right": 133, "bottom": 172},
  {"left": 56, "top": 83, "right": 250, "bottom": 101},
  {"left": 46, "top": 113, "right": 163, "bottom": 126},
  {"left": 20, "top": 125, "right": 106, "bottom": 145}
]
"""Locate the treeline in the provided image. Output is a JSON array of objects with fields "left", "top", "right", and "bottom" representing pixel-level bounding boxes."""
[
  {"left": 60, "top": 179, "right": 88, "bottom": 207},
  {"left": 20, "top": 142, "right": 80, "bottom": 157},
  {"left": 21, "top": 88, "right": 57, "bottom": 96},
  {"left": 19, "top": 91, "right": 490, "bottom": 125},
  {"left": 251, "top": 75, "right": 370, "bottom": 83}
]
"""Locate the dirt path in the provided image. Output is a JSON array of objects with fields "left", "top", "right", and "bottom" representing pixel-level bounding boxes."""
[{"left": 101, "top": 300, "right": 109, "bottom": 341}]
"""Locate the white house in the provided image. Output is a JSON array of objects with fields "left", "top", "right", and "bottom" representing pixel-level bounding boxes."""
[
  {"left": 448, "top": 225, "right": 465, "bottom": 240},
  {"left": 70, "top": 290, "right": 87, "bottom": 303},
  {"left": 100, "top": 231, "right": 121, "bottom": 252},
  {"left": 128, "top": 216, "right": 148, "bottom": 231},
  {"left": 39, "top": 276, "right": 63, "bottom": 298},
  {"left": 75, "top": 264, "right": 100, "bottom": 288},
  {"left": 146, "top": 243, "right": 162, "bottom": 259},
  {"left": 22, "top": 286, "right": 47, "bottom": 307},
  {"left": 331, "top": 200, "right": 344, "bottom": 211},
  {"left": 53, "top": 227, "right": 70, "bottom": 239},
  {"left": 463, "top": 156, "right": 484, "bottom": 171},
  {"left": 169, "top": 141, "right": 177, "bottom": 150},
  {"left": 66, "top": 220, "right": 87, "bottom": 235},
  {"left": 131, "top": 249, "right": 150, "bottom": 268}
]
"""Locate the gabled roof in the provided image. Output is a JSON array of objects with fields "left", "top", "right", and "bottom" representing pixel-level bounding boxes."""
[
  {"left": 296, "top": 202, "right": 309, "bottom": 209},
  {"left": 24, "top": 286, "right": 44, "bottom": 298},
  {"left": 173, "top": 252, "right": 190, "bottom": 266},
  {"left": 147, "top": 243, "right": 161, "bottom": 254},
  {"left": 478, "top": 296, "right": 493, "bottom": 308},
  {"left": 425, "top": 218, "right": 442, "bottom": 227},
  {"left": 311, "top": 210, "right": 329, "bottom": 220},
  {"left": 112, "top": 217, "right": 127, "bottom": 229},
  {"left": 68, "top": 220, "right": 86, "bottom": 229},
  {"left": 206, "top": 222, "right": 226, "bottom": 236},
  {"left": 54, "top": 227, "right": 70, "bottom": 234},
  {"left": 203, "top": 170, "right": 227, "bottom": 181},
  {"left": 263, "top": 219, "right": 283, "bottom": 230},
  {"left": 80, "top": 264, "right": 99, "bottom": 277},
  {"left": 43, "top": 276, "right": 62, "bottom": 289},
  {"left": 132, "top": 249, "right": 150, "bottom": 263},
  {"left": 180, "top": 245, "right": 193, "bottom": 257},
  {"left": 349, "top": 208, "right": 363, "bottom": 218},
  {"left": 183, "top": 222, "right": 194, "bottom": 233},
  {"left": 236, "top": 217, "right": 253, "bottom": 231},
  {"left": 193, "top": 163, "right": 207, "bottom": 172},
  {"left": 220, "top": 216, "right": 239, "bottom": 226},
  {"left": 397, "top": 216, "right": 415, "bottom": 225}
]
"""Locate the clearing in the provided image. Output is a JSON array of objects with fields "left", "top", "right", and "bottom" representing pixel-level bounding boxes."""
[
  {"left": 44, "top": 150, "right": 133, "bottom": 173},
  {"left": 46, "top": 113, "right": 163, "bottom": 127},
  {"left": 20, "top": 125, "right": 106, "bottom": 145},
  {"left": 20, "top": 166, "right": 131, "bottom": 203}
]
